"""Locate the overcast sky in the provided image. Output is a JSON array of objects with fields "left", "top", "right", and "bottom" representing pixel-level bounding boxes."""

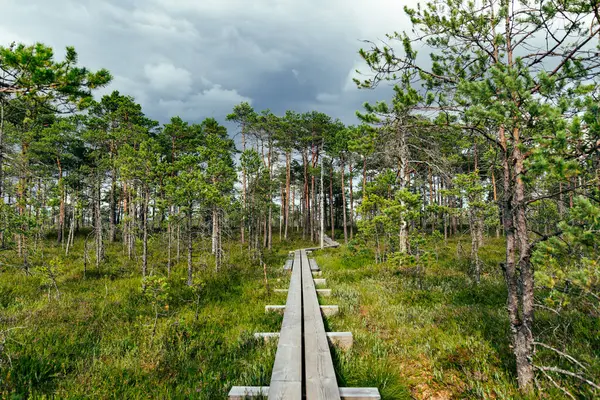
[{"left": 0, "top": 0, "right": 416, "bottom": 130}]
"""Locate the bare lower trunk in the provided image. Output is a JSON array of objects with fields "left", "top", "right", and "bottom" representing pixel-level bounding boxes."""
[
  {"left": 341, "top": 158, "right": 348, "bottom": 244},
  {"left": 284, "top": 151, "right": 291, "bottom": 239},
  {"left": 469, "top": 209, "right": 481, "bottom": 284},
  {"left": 95, "top": 175, "right": 103, "bottom": 271},
  {"left": 109, "top": 170, "right": 116, "bottom": 242},
  {"left": 167, "top": 214, "right": 172, "bottom": 276},
  {"left": 142, "top": 188, "right": 149, "bottom": 279},
  {"left": 177, "top": 216, "right": 181, "bottom": 263},
  {"left": 212, "top": 206, "right": 222, "bottom": 271},
  {"left": 329, "top": 162, "right": 334, "bottom": 240},
  {"left": 65, "top": 200, "right": 76, "bottom": 256},
  {"left": 513, "top": 140, "right": 535, "bottom": 390},
  {"left": 187, "top": 207, "right": 193, "bottom": 286},
  {"left": 268, "top": 203, "right": 272, "bottom": 250},
  {"left": 349, "top": 162, "right": 354, "bottom": 239}
]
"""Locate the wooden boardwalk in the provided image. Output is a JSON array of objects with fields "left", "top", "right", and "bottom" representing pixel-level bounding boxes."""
[
  {"left": 269, "top": 249, "right": 302, "bottom": 399},
  {"left": 301, "top": 249, "right": 340, "bottom": 399},
  {"left": 229, "top": 236, "right": 379, "bottom": 400}
]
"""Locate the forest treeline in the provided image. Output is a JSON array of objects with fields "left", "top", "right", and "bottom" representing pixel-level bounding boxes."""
[{"left": 1, "top": 0, "right": 600, "bottom": 397}]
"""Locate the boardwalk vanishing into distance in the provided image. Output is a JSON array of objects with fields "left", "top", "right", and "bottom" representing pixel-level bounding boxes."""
[{"left": 229, "top": 236, "right": 380, "bottom": 400}]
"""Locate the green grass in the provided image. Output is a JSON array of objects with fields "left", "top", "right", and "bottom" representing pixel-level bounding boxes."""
[
  {"left": 1, "top": 234, "right": 597, "bottom": 399},
  {"left": 313, "top": 236, "right": 599, "bottom": 399},
  {"left": 0, "top": 233, "right": 309, "bottom": 399}
]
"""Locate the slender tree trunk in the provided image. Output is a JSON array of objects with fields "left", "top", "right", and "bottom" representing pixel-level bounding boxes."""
[
  {"left": 349, "top": 161, "right": 354, "bottom": 239},
  {"left": 65, "top": 199, "right": 76, "bottom": 256},
  {"left": 241, "top": 126, "right": 246, "bottom": 244},
  {"left": 329, "top": 161, "right": 334, "bottom": 240},
  {"left": 57, "top": 158, "right": 65, "bottom": 244},
  {"left": 109, "top": 168, "right": 116, "bottom": 242},
  {"left": 320, "top": 152, "right": 324, "bottom": 249},
  {"left": 128, "top": 190, "right": 134, "bottom": 260},
  {"left": 142, "top": 187, "right": 149, "bottom": 279},
  {"left": 469, "top": 208, "right": 480, "bottom": 284},
  {"left": 558, "top": 182, "right": 566, "bottom": 218},
  {"left": 213, "top": 207, "right": 222, "bottom": 271},
  {"left": 362, "top": 156, "right": 367, "bottom": 201},
  {"left": 167, "top": 207, "right": 172, "bottom": 276},
  {"left": 291, "top": 185, "right": 296, "bottom": 233},
  {"left": 341, "top": 157, "right": 348, "bottom": 244},
  {"left": 398, "top": 126, "right": 409, "bottom": 253},
  {"left": 512, "top": 130, "right": 535, "bottom": 390},
  {"left": 187, "top": 206, "right": 193, "bottom": 286},
  {"left": 285, "top": 151, "right": 291, "bottom": 239},
  {"left": 303, "top": 150, "right": 309, "bottom": 240},
  {"left": 280, "top": 184, "right": 284, "bottom": 241},
  {"left": 311, "top": 146, "right": 317, "bottom": 242},
  {"left": 177, "top": 212, "right": 181, "bottom": 263},
  {"left": 95, "top": 173, "right": 103, "bottom": 271}
]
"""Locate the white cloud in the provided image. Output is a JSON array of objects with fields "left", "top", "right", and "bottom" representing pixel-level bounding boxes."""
[
  {"left": 0, "top": 0, "right": 410, "bottom": 124},
  {"left": 157, "top": 84, "right": 252, "bottom": 121},
  {"left": 144, "top": 62, "right": 193, "bottom": 95},
  {"left": 316, "top": 93, "right": 339, "bottom": 103}
]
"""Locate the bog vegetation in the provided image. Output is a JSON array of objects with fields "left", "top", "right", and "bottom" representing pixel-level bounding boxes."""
[{"left": 1, "top": 0, "right": 599, "bottom": 398}]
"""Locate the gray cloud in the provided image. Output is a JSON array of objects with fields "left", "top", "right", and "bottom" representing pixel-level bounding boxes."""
[{"left": 0, "top": 0, "right": 415, "bottom": 127}]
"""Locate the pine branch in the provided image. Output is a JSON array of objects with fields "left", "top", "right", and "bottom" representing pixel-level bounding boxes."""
[{"left": 534, "top": 365, "right": 600, "bottom": 390}]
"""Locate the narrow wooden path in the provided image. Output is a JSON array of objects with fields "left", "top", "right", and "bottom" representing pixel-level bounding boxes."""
[{"left": 229, "top": 236, "right": 380, "bottom": 400}]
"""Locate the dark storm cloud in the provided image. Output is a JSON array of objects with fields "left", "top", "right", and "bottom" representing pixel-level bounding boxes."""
[{"left": 0, "top": 0, "right": 414, "bottom": 127}]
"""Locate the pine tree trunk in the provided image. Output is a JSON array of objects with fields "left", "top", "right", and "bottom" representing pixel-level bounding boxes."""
[
  {"left": 187, "top": 207, "right": 193, "bottom": 286},
  {"left": 241, "top": 125, "right": 246, "bottom": 244},
  {"left": 167, "top": 211, "right": 172, "bottom": 276},
  {"left": 57, "top": 159, "right": 65, "bottom": 245},
  {"left": 214, "top": 207, "right": 221, "bottom": 272},
  {"left": 341, "top": 158, "right": 348, "bottom": 244},
  {"left": 512, "top": 135, "right": 535, "bottom": 391},
  {"left": 310, "top": 147, "right": 316, "bottom": 242},
  {"left": 349, "top": 161, "right": 354, "bottom": 239},
  {"left": 95, "top": 174, "right": 103, "bottom": 271},
  {"left": 303, "top": 150, "right": 309, "bottom": 240},
  {"left": 280, "top": 184, "right": 284, "bottom": 241},
  {"left": 285, "top": 151, "right": 291, "bottom": 239},
  {"left": 469, "top": 208, "right": 480, "bottom": 284},
  {"left": 329, "top": 161, "right": 334, "bottom": 240},
  {"left": 109, "top": 169, "right": 116, "bottom": 242},
  {"left": 142, "top": 187, "right": 149, "bottom": 279}
]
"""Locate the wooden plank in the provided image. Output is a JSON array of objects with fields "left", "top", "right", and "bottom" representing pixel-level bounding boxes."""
[
  {"left": 273, "top": 288, "right": 330, "bottom": 295},
  {"left": 320, "top": 305, "right": 339, "bottom": 317},
  {"left": 339, "top": 387, "right": 381, "bottom": 399},
  {"left": 265, "top": 305, "right": 338, "bottom": 316},
  {"left": 327, "top": 332, "right": 353, "bottom": 349},
  {"left": 301, "top": 249, "right": 341, "bottom": 400},
  {"left": 228, "top": 386, "right": 269, "bottom": 399},
  {"left": 313, "top": 278, "right": 327, "bottom": 286},
  {"left": 254, "top": 331, "right": 353, "bottom": 349},
  {"left": 309, "top": 258, "right": 320, "bottom": 271},
  {"left": 268, "top": 249, "right": 302, "bottom": 400}
]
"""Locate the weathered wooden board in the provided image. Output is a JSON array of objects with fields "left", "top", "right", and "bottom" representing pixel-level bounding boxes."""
[
  {"left": 267, "top": 249, "right": 302, "bottom": 400},
  {"left": 309, "top": 258, "right": 320, "bottom": 271},
  {"left": 301, "top": 249, "right": 341, "bottom": 400},
  {"left": 254, "top": 331, "right": 353, "bottom": 349},
  {"left": 339, "top": 387, "right": 381, "bottom": 399},
  {"left": 228, "top": 386, "right": 269, "bottom": 399}
]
